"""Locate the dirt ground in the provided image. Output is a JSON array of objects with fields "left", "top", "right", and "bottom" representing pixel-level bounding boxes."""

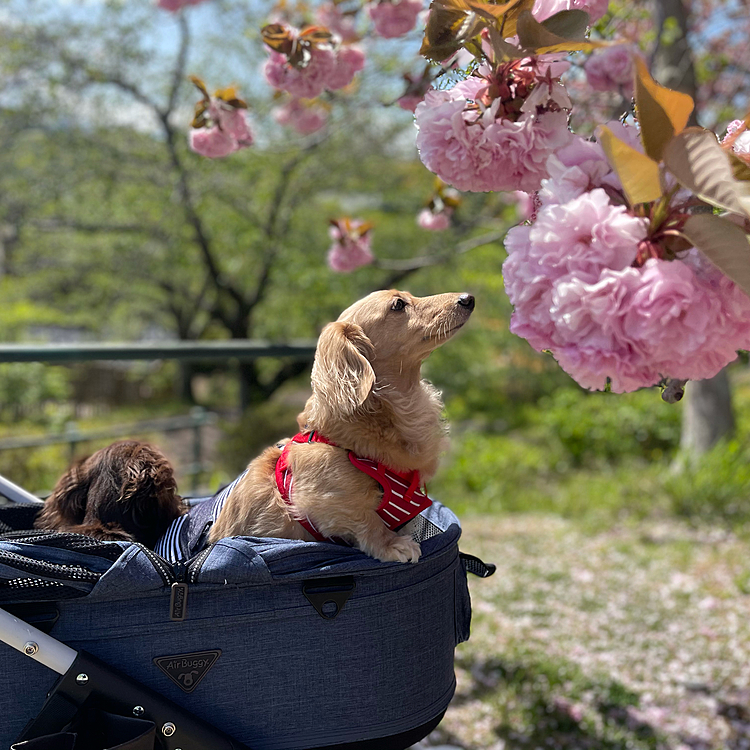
[{"left": 415, "top": 515, "right": 750, "bottom": 750}]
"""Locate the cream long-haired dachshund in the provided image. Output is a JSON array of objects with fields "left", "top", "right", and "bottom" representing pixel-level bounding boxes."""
[{"left": 210, "top": 289, "right": 475, "bottom": 563}]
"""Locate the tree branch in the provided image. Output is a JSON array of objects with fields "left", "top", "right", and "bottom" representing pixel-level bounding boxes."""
[
  {"left": 373, "top": 228, "right": 506, "bottom": 287},
  {"left": 165, "top": 12, "right": 190, "bottom": 119},
  {"left": 30, "top": 218, "right": 172, "bottom": 244}
]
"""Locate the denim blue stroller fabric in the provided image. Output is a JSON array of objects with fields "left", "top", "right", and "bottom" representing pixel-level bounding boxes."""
[{"left": 0, "top": 502, "right": 471, "bottom": 750}]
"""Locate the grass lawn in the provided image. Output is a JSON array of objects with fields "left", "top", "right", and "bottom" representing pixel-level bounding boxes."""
[{"left": 422, "top": 514, "right": 750, "bottom": 750}]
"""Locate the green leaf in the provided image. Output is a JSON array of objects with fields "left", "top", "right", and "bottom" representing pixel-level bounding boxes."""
[
  {"left": 598, "top": 126, "right": 663, "bottom": 206},
  {"left": 634, "top": 57, "right": 694, "bottom": 162},
  {"left": 729, "top": 152, "right": 750, "bottom": 182},
  {"left": 683, "top": 214, "right": 750, "bottom": 297},
  {"left": 662, "top": 127, "right": 750, "bottom": 217},
  {"left": 515, "top": 10, "right": 606, "bottom": 54}
]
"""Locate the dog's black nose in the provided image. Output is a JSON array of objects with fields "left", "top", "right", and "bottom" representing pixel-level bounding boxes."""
[{"left": 457, "top": 293, "right": 475, "bottom": 311}]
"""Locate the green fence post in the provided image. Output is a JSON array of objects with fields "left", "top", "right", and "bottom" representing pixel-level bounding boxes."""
[
  {"left": 63, "top": 422, "right": 80, "bottom": 465},
  {"left": 189, "top": 407, "right": 207, "bottom": 494}
]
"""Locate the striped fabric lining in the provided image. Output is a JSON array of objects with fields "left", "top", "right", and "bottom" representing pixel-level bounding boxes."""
[{"left": 154, "top": 470, "right": 248, "bottom": 564}]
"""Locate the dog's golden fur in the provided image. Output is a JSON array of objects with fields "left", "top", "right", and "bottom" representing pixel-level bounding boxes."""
[
  {"left": 35, "top": 440, "right": 184, "bottom": 549},
  {"left": 210, "top": 289, "right": 474, "bottom": 563}
]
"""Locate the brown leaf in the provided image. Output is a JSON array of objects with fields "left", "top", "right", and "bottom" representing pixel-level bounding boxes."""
[
  {"left": 683, "top": 213, "right": 750, "bottom": 297},
  {"left": 420, "top": 0, "right": 486, "bottom": 61},
  {"left": 496, "top": 0, "right": 535, "bottom": 38},
  {"left": 419, "top": 0, "right": 530, "bottom": 62},
  {"left": 663, "top": 128, "right": 750, "bottom": 217},
  {"left": 299, "top": 26, "right": 336, "bottom": 46},
  {"left": 464, "top": 0, "right": 527, "bottom": 22},
  {"left": 261, "top": 23, "right": 295, "bottom": 56},
  {"left": 188, "top": 75, "right": 210, "bottom": 101},
  {"left": 634, "top": 57, "right": 694, "bottom": 162},
  {"left": 598, "top": 125, "right": 663, "bottom": 206}
]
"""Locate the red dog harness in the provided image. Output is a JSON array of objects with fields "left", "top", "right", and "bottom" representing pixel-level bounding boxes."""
[{"left": 275, "top": 431, "right": 432, "bottom": 542}]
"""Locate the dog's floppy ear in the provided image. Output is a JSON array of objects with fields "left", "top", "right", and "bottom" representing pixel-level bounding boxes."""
[
  {"left": 116, "top": 444, "right": 182, "bottom": 548},
  {"left": 35, "top": 459, "right": 91, "bottom": 530},
  {"left": 312, "top": 321, "right": 376, "bottom": 415}
]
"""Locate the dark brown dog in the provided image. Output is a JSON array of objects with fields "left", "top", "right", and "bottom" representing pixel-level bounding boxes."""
[{"left": 35, "top": 440, "right": 184, "bottom": 549}]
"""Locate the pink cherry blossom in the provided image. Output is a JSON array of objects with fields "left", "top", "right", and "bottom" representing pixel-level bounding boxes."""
[
  {"left": 189, "top": 127, "right": 237, "bottom": 158},
  {"left": 415, "top": 70, "right": 572, "bottom": 193},
  {"left": 398, "top": 93, "right": 424, "bottom": 112},
  {"left": 417, "top": 207, "right": 452, "bottom": 230},
  {"left": 503, "top": 182, "right": 750, "bottom": 391},
  {"left": 722, "top": 119, "right": 750, "bottom": 165},
  {"left": 513, "top": 191, "right": 535, "bottom": 220},
  {"left": 327, "top": 220, "right": 374, "bottom": 272},
  {"left": 326, "top": 45, "right": 366, "bottom": 91},
  {"left": 157, "top": 0, "right": 208, "bottom": 11},
  {"left": 189, "top": 99, "right": 253, "bottom": 158},
  {"left": 532, "top": 0, "right": 609, "bottom": 23},
  {"left": 219, "top": 107, "right": 253, "bottom": 147},
  {"left": 584, "top": 45, "right": 635, "bottom": 93},
  {"left": 540, "top": 139, "right": 610, "bottom": 205},
  {"left": 368, "top": 0, "right": 423, "bottom": 38},
  {"left": 273, "top": 98, "right": 328, "bottom": 135},
  {"left": 315, "top": 2, "right": 360, "bottom": 42},
  {"left": 263, "top": 47, "right": 337, "bottom": 99}
]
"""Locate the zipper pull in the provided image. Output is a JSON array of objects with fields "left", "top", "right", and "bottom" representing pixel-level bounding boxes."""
[{"left": 170, "top": 561, "right": 188, "bottom": 622}]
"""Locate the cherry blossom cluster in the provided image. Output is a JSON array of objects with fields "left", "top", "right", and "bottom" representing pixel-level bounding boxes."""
[
  {"left": 157, "top": 0, "right": 208, "bottom": 12},
  {"left": 327, "top": 218, "right": 375, "bottom": 272},
  {"left": 262, "top": 24, "right": 365, "bottom": 100},
  {"left": 188, "top": 80, "right": 253, "bottom": 159},
  {"left": 502, "top": 125, "right": 750, "bottom": 392},
  {"left": 367, "top": 0, "right": 424, "bottom": 38},
  {"left": 273, "top": 98, "right": 329, "bottom": 135},
  {"left": 415, "top": 58, "right": 573, "bottom": 193},
  {"left": 417, "top": 182, "right": 461, "bottom": 231}
]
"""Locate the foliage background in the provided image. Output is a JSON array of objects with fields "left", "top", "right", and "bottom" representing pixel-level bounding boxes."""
[{"left": 1, "top": 1, "right": 750, "bottom": 747}]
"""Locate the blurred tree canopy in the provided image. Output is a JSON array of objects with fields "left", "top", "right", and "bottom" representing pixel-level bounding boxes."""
[{"left": 0, "top": 0, "right": 509, "bottom": 406}]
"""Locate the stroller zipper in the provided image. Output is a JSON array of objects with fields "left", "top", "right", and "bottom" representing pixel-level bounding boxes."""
[
  {"left": 131, "top": 544, "right": 187, "bottom": 621},
  {"left": 136, "top": 544, "right": 214, "bottom": 621},
  {"left": 170, "top": 561, "right": 188, "bottom": 622}
]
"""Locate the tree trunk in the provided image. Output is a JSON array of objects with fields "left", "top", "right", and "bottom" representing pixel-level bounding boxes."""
[
  {"left": 652, "top": 0, "right": 735, "bottom": 457},
  {"left": 680, "top": 371, "right": 735, "bottom": 456}
]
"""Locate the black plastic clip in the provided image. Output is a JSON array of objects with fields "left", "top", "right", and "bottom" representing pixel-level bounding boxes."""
[{"left": 303, "top": 576, "right": 356, "bottom": 620}]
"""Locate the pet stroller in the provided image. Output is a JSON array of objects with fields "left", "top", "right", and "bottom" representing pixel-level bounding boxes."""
[{"left": 0, "top": 472, "right": 494, "bottom": 750}]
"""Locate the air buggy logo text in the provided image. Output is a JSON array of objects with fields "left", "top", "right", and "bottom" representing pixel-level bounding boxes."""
[{"left": 154, "top": 650, "right": 221, "bottom": 693}]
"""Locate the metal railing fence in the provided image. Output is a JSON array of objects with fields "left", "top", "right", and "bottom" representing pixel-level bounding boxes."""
[{"left": 0, "top": 340, "right": 318, "bottom": 496}]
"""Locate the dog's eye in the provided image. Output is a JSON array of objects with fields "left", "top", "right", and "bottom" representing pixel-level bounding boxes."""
[{"left": 390, "top": 298, "right": 407, "bottom": 312}]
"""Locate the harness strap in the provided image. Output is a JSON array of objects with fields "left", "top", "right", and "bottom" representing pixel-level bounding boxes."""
[
  {"left": 348, "top": 454, "right": 431, "bottom": 529},
  {"left": 275, "top": 432, "right": 331, "bottom": 542},
  {"left": 275, "top": 431, "right": 432, "bottom": 543}
]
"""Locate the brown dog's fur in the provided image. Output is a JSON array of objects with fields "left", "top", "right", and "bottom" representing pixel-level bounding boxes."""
[
  {"left": 210, "top": 289, "right": 474, "bottom": 563},
  {"left": 35, "top": 440, "right": 184, "bottom": 549}
]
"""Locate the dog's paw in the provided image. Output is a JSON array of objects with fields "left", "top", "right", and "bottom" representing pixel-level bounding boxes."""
[{"left": 377, "top": 535, "right": 421, "bottom": 564}]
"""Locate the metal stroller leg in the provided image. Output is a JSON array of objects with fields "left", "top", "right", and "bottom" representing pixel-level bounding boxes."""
[{"left": 0, "top": 608, "right": 252, "bottom": 750}]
